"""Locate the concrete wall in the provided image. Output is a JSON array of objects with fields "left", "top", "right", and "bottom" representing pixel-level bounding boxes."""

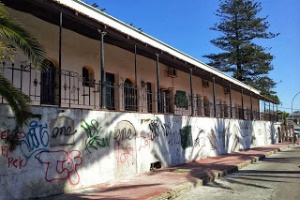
[{"left": 0, "top": 105, "right": 278, "bottom": 199}]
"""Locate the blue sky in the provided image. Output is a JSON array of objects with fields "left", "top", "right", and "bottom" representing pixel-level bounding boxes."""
[{"left": 85, "top": 0, "right": 300, "bottom": 113}]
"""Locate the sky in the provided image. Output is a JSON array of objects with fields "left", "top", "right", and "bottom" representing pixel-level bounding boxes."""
[{"left": 85, "top": 0, "right": 300, "bottom": 113}]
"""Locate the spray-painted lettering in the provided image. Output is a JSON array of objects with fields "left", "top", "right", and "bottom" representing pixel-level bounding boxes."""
[
  {"left": 51, "top": 126, "right": 76, "bottom": 138},
  {"left": 81, "top": 119, "right": 111, "bottom": 153},
  {"left": 19, "top": 120, "right": 49, "bottom": 160},
  {"left": 37, "top": 150, "right": 82, "bottom": 185}
]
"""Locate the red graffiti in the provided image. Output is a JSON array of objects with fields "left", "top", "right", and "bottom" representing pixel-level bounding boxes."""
[
  {"left": 138, "top": 134, "right": 152, "bottom": 151},
  {"left": 7, "top": 156, "right": 27, "bottom": 169},
  {"left": 0, "top": 131, "right": 7, "bottom": 139},
  {"left": 116, "top": 146, "right": 134, "bottom": 166},
  {"left": 37, "top": 150, "right": 82, "bottom": 185},
  {"left": 1, "top": 145, "right": 27, "bottom": 169},
  {"left": 1, "top": 146, "right": 8, "bottom": 158},
  {"left": 0, "top": 130, "right": 25, "bottom": 140}
]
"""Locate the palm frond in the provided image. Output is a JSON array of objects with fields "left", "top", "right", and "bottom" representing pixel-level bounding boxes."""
[
  {"left": 0, "top": 3, "right": 47, "bottom": 70},
  {"left": 0, "top": 74, "right": 32, "bottom": 126}
]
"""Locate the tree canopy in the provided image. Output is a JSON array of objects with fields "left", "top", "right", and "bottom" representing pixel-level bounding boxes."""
[{"left": 204, "top": 0, "right": 279, "bottom": 103}]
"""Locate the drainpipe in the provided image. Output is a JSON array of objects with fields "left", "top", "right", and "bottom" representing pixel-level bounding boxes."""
[
  {"left": 229, "top": 84, "right": 232, "bottom": 118},
  {"left": 99, "top": 30, "right": 106, "bottom": 109},
  {"left": 58, "top": 12, "right": 62, "bottom": 107},
  {"left": 212, "top": 77, "right": 216, "bottom": 117},
  {"left": 189, "top": 68, "right": 194, "bottom": 116},
  {"left": 156, "top": 53, "right": 161, "bottom": 113}
]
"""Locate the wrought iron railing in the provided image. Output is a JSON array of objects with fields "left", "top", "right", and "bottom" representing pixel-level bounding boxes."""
[{"left": 0, "top": 62, "right": 278, "bottom": 121}]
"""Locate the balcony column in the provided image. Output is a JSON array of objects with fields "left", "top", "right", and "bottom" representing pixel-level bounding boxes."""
[
  {"left": 212, "top": 77, "right": 216, "bottom": 117},
  {"left": 189, "top": 68, "right": 194, "bottom": 116},
  {"left": 134, "top": 45, "right": 137, "bottom": 86},
  {"left": 58, "top": 12, "right": 63, "bottom": 107},
  {"left": 250, "top": 93, "right": 253, "bottom": 120},
  {"left": 134, "top": 45, "right": 138, "bottom": 111},
  {"left": 229, "top": 84, "right": 233, "bottom": 118},
  {"left": 156, "top": 53, "right": 161, "bottom": 113},
  {"left": 269, "top": 101, "right": 271, "bottom": 121},
  {"left": 241, "top": 89, "right": 244, "bottom": 119},
  {"left": 99, "top": 30, "right": 107, "bottom": 109}
]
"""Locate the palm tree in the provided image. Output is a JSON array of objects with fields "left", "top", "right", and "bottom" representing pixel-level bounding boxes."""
[{"left": 0, "top": 3, "right": 46, "bottom": 126}]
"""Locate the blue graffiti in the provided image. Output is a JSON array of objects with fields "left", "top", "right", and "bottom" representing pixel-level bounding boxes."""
[{"left": 19, "top": 120, "right": 49, "bottom": 160}]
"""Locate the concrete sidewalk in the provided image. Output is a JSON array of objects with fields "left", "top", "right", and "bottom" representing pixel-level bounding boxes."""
[{"left": 41, "top": 143, "right": 296, "bottom": 200}]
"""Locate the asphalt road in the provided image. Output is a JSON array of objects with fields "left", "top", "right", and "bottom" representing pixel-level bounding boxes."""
[{"left": 175, "top": 145, "right": 300, "bottom": 200}]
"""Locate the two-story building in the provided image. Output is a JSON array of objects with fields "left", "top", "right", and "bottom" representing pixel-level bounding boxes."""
[{"left": 0, "top": 0, "right": 278, "bottom": 199}]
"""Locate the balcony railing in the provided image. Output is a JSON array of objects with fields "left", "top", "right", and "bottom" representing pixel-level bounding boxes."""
[{"left": 0, "top": 63, "right": 278, "bottom": 121}]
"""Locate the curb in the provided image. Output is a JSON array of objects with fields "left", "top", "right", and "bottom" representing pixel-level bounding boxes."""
[{"left": 149, "top": 144, "right": 295, "bottom": 200}]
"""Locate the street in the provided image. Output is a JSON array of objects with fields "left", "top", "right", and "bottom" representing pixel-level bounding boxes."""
[{"left": 175, "top": 145, "right": 300, "bottom": 200}]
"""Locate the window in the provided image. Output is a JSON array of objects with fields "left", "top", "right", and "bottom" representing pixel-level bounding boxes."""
[
  {"left": 82, "top": 65, "right": 95, "bottom": 87},
  {"left": 146, "top": 82, "right": 153, "bottom": 113},
  {"left": 159, "top": 88, "right": 171, "bottom": 113},
  {"left": 106, "top": 72, "right": 115, "bottom": 110},
  {"left": 204, "top": 96, "right": 210, "bottom": 117},
  {"left": 41, "top": 59, "right": 57, "bottom": 105},
  {"left": 124, "top": 79, "right": 137, "bottom": 111}
]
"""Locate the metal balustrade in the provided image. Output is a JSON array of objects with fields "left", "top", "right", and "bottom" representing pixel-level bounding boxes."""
[{"left": 0, "top": 63, "right": 278, "bottom": 121}]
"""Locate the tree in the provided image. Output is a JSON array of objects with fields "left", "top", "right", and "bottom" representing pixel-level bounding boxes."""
[
  {"left": 204, "top": 0, "right": 279, "bottom": 103},
  {"left": 0, "top": 3, "right": 46, "bottom": 126}
]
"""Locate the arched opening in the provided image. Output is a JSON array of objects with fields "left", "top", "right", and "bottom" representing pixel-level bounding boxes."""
[
  {"left": 82, "top": 65, "right": 95, "bottom": 87},
  {"left": 40, "top": 59, "right": 58, "bottom": 105}
]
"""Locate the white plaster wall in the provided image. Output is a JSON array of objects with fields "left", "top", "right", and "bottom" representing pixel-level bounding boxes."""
[{"left": 0, "top": 105, "right": 278, "bottom": 199}]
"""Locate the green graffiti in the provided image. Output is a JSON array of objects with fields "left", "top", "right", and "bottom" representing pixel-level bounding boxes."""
[
  {"left": 81, "top": 119, "right": 111, "bottom": 153},
  {"left": 180, "top": 126, "right": 193, "bottom": 149}
]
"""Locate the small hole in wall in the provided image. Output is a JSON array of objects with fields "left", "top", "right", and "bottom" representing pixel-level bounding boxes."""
[{"left": 150, "top": 161, "right": 161, "bottom": 171}]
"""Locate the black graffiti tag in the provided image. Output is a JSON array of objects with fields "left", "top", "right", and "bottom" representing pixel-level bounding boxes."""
[{"left": 51, "top": 126, "right": 77, "bottom": 138}]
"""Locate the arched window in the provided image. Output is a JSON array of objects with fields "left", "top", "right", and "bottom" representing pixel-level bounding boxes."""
[
  {"left": 82, "top": 65, "right": 95, "bottom": 87},
  {"left": 41, "top": 59, "right": 57, "bottom": 105},
  {"left": 124, "top": 79, "right": 137, "bottom": 111}
]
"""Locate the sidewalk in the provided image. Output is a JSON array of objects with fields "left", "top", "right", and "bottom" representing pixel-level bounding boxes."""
[{"left": 41, "top": 143, "right": 296, "bottom": 200}]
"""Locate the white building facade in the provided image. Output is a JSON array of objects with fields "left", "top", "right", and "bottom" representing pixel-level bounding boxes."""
[{"left": 0, "top": 0, "right": 278, "bottom": 199}]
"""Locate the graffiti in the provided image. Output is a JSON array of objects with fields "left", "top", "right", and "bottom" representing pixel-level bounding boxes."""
[
  {"left": 19, "top": 120, "right": 49, "bottom": 160},
  {"left": 1, "top": 146, "right": 8, "bottom": 157},
  {"left": 51, "top": 126, "right": 76, "bottom": 138},
  {"left": 114, "top": 128, "right": 135, "bottom": 143},
  {"left": 116, "top": 146, "right": 134, "bottom": 166},
  {"left": 81, "top": 119, "right": 111, "bottom": 153},
  {"left": 0, "top": 123, "right": 26, "bottom": 151},
  {"left": 51, "top": 116, "right": 76, "bottom": 146},
  {"left": 148, "top": 119, "right": 181, "bottom": 146},
  {"left": 138, "top": 134, "right": 152, "bottom": 151},
  {"left": 7, "top": 156, "right": 27, "bottom": 169},
  {"left": 209, "top": 129, "right": 217, "bottom": 150},
  {"left": 1, "top": 146, "right": 27, "bottom": 169},
  {"left": 1, "top": 129, "right": 25, "bottom": 140},
  {"left": 114, "top": 121, "right": 136, "bottom": 144},
  {"left": 180, "top": 126, "right": 193, "bottom": 149},
  {"left": 81, "top": 119, "right": 101, "bottom": 137},
  {"left": 148, "top": 120, "right": 160, "bottom": 140},
  {"left": 37, "top": 150, "right": 82, "bottom": 185},
  {"left": 162, "top": 122, "right": 181, "bottom": 146}
]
